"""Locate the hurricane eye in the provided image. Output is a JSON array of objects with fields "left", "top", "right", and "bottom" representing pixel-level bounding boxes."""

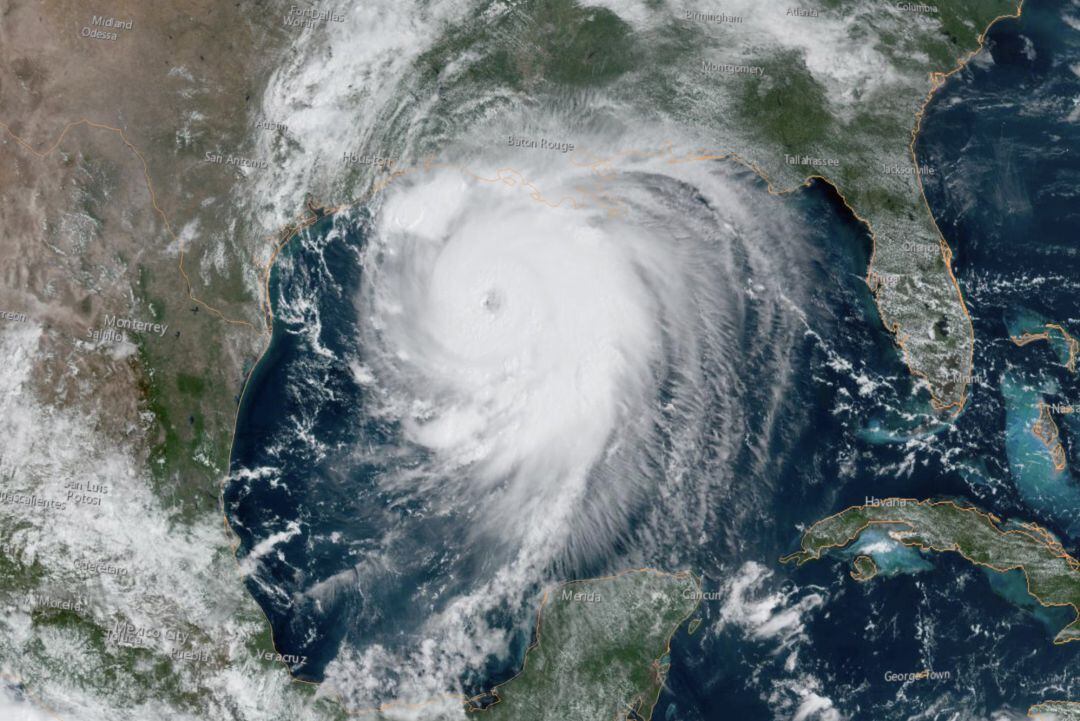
[{"left": 481, "top": 288, "right": 504, "bottom": 314}]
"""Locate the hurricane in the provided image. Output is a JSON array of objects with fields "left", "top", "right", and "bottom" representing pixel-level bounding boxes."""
[{"left": 251, "top": 139, "right": 824, "bottom": 708}]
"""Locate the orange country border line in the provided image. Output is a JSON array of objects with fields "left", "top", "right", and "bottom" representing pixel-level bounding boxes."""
[
  {"left": 5, "top": 94, "right": 986, "bottom": 410},
  {"left": 213, "top": 535, "right": 701, "bottom": 720},
  {"left": 782, "top": 498, "right": 1080, "bottom": 644},
  {"left": 0, "top": 119, "right": 475, "bottom": 718},
  {"left": 3, "top": 3, "right": 1024, "bottom": 404},
  {"left": 0, "top": 121, "right": 1004, "bottom": 721},
  {"left": 1, "top": 2, "right": 1024, "bottom": 712},
  {"left": 51, "top": 36, "right": 1019, "bottom": 707},
  {"left": 0, "top": 118, "right": 258, "bottom": 330}
]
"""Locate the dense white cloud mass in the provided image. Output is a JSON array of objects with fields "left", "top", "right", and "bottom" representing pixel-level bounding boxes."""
[{"left": 291, "top": 139, "right": 816, "bottom": 708}]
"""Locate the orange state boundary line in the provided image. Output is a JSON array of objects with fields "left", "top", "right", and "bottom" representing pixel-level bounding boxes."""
[
  {"left": 262, "top": 133, "right": 971, "bottom": 417},
  {"left": 1, "top": 2, "right": 1023, "bottom": 712},
  {"left": 217, "top": 155, "right": 699, "bottom": 718},
  {"left": 565, "top": 4, "right": 1024, "bottom": 416},
  {"left": 582, "top": 138, "right": 970, "bottom": 413},
  {"left": 251, "top": 0, "right": 1028, "bottom": 416},
  {"left": 224, "top": 90, "right": 1026, "bottom": 703},
  {"left": 249, "top": 155, "right": 601, "bottom": 333},
  {"left": 780, "top": 498, "right": 1080, "bottom": 646},
  {"left": 0, "top": 2, "right": 1024, "bottom": 392},
  {"left": 900, "top": 2, "right": 1027, "bottom": 414},
  {"left": 0, "top": 118, "right": 259, "bottom": 331}
]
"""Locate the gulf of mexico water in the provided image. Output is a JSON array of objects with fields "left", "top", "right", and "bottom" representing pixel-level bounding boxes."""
[{"left": 226, "top": 2, "right": 1080, "bottom": 716}]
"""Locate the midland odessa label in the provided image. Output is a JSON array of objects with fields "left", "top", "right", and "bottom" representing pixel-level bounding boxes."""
[{"left": 81, "top": 15, "right": 133, "bottom": 41}]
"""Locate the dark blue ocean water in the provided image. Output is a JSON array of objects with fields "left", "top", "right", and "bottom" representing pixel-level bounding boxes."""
[{"left": 226, "top": 2, "right": 1080, "bottom": 716}]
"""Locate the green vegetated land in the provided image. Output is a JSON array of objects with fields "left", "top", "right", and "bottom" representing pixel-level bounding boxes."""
[
  {"left": 407, "top": 0, "right": 1022, "bottom": 413},
  {"left": 473, "top": 570, "right": 700, "bottom": 721},
  {"left": 1030, "top": 701, "right": 1080, "bottom": 720},
  {"left": 850, "top": 554, "right": 878, "bottom": 582},
  {"left": 782, "top": 499, "right": 1080, "bottom": 644}
]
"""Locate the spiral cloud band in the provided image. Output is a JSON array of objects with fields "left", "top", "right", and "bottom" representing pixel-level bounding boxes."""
[
  {"left": 362, "top": 167, "right": 671, "bottom": 557},
  {"left": 310, "top": 144, "right": 818, "bottom": 710}
]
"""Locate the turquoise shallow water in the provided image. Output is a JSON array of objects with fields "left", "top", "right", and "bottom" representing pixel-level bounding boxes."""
[
  {"left": 1001, "top": 372, "right": 1080, "bottom": 535},
  {"left": 841, "top": 526, "right": 934, "bottom": 577}
]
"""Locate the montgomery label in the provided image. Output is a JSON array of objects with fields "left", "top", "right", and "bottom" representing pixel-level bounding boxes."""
[{"left": 701, "top": 60, "right": 765, "bottom": 76}]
